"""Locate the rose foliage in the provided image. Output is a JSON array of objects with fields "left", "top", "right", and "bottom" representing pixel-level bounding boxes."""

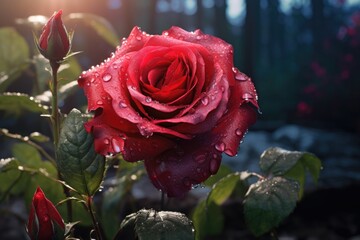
[{"left": 78, "top": 26, "right": 259, "bottom": 197}]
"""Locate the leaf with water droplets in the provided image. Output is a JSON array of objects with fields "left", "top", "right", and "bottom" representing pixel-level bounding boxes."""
[
  {"left": 259, "top": 147, "right": 322, "bottom": 198},
  {"left": 118, "top": 209, "right": 195, "bottom": 240},
  {"left": 57, "top": 109, "right": 106, "bottom": 196},
  {"left": 0, "top": 93, "right": 48, "bottom": 116},
  {"left": 244, "top": 177, "right": 299, "bottom": 236}
]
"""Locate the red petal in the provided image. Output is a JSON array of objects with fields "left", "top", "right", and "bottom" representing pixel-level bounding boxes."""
[
  {"left": 144, "top": 134, "right": 223, "bottom": 197},
  {"left": 88, "top": 122, "right": 175, "bottom": 162}
]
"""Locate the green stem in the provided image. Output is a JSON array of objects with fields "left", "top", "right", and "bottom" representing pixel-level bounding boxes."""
[
  {"left": 50, "top": 61, "right": 60, "bottom": 147},
  {"left": 49, "top": 61, "right": 72, "bottom": 223},
  {"left": 86, "top": 196, "right": 103, "bottom": 240}
]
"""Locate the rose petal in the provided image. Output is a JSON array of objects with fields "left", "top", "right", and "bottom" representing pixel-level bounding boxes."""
[
  {"left": 87, "top": 122, "right": 174, "bottom": 161},
  {"left": 144, "top": 133, "right": 223, "bottom": 197}
]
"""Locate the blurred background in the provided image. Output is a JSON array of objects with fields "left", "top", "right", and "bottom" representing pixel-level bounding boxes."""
[
  {"left": 1, "top": 0, "right": 360, "bottom": 132},
  {"left": 1, "top": 0, "right": 360, "bottom": 239}
]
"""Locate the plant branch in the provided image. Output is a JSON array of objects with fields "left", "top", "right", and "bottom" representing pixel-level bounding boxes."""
[{"left": 86, "top": 196, "right": 104, "bottom": 240}]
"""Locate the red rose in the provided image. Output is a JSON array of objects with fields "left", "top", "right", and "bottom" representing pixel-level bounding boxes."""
[
  {"left": 78, "top": 26, "right": 258, "bottom": 197},
  {"left": 38, "top": 10, "right": 70, "bottom": 62},
  {"left": 27, "top": 187, "right": 65, "bottom": 240}
]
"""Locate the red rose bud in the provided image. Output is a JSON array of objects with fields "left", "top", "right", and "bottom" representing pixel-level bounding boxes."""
[
  {"left": 27, "top": 187, "right": 65, "bottom": 240},
  {"left": 38, "top": 10, "right": 70, "bottom": 62},
  {"left": 79, "top": 26, "right": 258, "bottom": 197}
]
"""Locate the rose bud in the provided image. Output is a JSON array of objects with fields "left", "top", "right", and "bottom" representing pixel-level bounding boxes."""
[
  {"left": 26, "top": 187, "right": 65, "bottom": 240},
  {"left": 78, "top": 26, "right": 259, "bottom": 197},
  {"left": 38, "top": 10, "right": 70, "bottom": 62}
]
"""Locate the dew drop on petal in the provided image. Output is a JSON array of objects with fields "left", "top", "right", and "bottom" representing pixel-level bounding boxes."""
[
  {"left": 145, "top": 96, "right": 152, "bottom": 103},
  {"left": 111, "top": 138, "right": 122, "bottom": 153},
  {"left": 201, "top": 95, "right": 209, "bottom": 106},
  {"left": 215, "top": 142, "right": 225, "bottom": 152},
  {"left": 242, "top": 93, "right": 253, "bottom": 101},
  {"left": 102, "top": 73, "right": 112, "bottom": 82},
  {"left": 96, "top": 100, "right": 103, "bottom": 105},
  {"left": 104, "top": 138, "right": 110, "bottom": 145},
  {"left": 136, "top": 36, "right": 142, "bottom": 41},
  {"left": 119, "top": 101, "right": 127, "bottom": 108},
  {"left": 224, "top": 149, "right": 235, "bottom": 156},
  {"left": 235, "top": 128, "right": 243, "bottom": 136}
]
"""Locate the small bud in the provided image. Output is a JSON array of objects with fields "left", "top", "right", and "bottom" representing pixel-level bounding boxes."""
[
  {"left": 26, "top": 187, "right": 65, "bottom": 240},
  {"left": 38, "top": 10, "right": 70, "bottom": 62}
]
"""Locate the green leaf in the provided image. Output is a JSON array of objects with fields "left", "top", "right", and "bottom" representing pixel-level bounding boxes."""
[
  {"left": 65, "top": 13, "right": 119, "bottom": 47},
  {"left": 259, "top": 147, "right": 322, "bottom": 198},
  {"left": 0, "top": 93, "right": 49, "bottom": 116},
  {"left": 244, "top": 177, "right": 299, "bottom": 236},
  {"left": 207, "top": 172, "right": 245, "bottom": 205},
  {"left": 29, "top": 132, "right": 50, "bottom": 143},
  {"left": 259, "top": 147, "right": 301, "bottom": 176},
  {"left": 0, "top": 27, "right": 30, "bottom": 92},
  {"left": 58, "top": 56, "right": 82, "bottom": 87},
  {"left": 12, "top": 143, "right": 43, "bottom": 167},
  {"left": 36, "top": 80, "right": 79, "bottom": 104},
  {"left": 192, "top": 200, "right": 223, "bottom": 240},
  {"left": 57, "top": 108, "right": 105, "bottom": 196},
  {"left": 0, "top": 158, "right": 18, "bottom": 172},
  {"left": 203, "top": 164, "right": 233, "bottom": 187},
  {"left": 120, "top": 209, "right": 195, "bottom": 240}
]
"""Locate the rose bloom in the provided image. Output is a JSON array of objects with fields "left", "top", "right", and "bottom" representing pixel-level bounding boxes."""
[{"left": 78, "top": 26, "right": 258, "bottom": 197}]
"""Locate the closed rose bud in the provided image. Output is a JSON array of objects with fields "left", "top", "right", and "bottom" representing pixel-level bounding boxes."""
[
  {"left": 27, "top": 187, "right": 65, "bottom": 240},
  {"left": 38, "top": 10, "right": 70, "bottom": 62}
]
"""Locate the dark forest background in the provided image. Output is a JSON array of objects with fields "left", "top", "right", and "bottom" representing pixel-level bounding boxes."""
[{"left": 0, "top": 0, "right": 359, "bottom": 133}]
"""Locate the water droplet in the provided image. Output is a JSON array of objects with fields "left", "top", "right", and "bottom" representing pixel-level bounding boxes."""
[
  {"left": 232, "top": 67, "right": 247, "bottom": 81},
  {"left": 104, "top": 138, "right": 110, "bottom": 145},
  {"left": 145, "top": 96, "right": 152, "bottom": 103},
  {"left": 210, "top": 159, "right": 219, "bottom": 174},
  {"left": 102, "top": 73, "right": 112, "bottom": 82},
  {"left": 196, "top": 35, "right": 202, "bottom": 40},
  {"left": 201, "top": 95, "right": 209, "bottom": 106},
  {"left": 86, "top": 82, "right": 91, "bottom": 87},
  {"left": 193, "top": 153, "right": 206, "bottom": 163},
  {"left": 96, "top": 100, "right": 103, "bottom": 105},
  {"left": 90, "top": 76, "right": 96, "bottom": 83},
  {"left": 119, "top": 101, "right": 127, "bottom": 108},
  {"left": 235, "top": 128, "right": 243, "bottom": 136},
  {"left": 136, "top": 36, "right": 142, "bottom": 41},
  {"left": 111, "top": 138, "right": 122, "bottom": 153},
  {"left": 215, "top": 142, "right": 225, "bottom": 152},
  {"left": 163, "top": 31, "right": 169, "bottom": 36},
  {"left": 242, "top": 93, "right": 253, "bottom": 101},
  {"left": 224, "top": 149, "right": 234, "bottom": 156}
]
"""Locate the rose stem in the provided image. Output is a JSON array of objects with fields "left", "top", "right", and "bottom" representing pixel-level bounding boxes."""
[
  {"left": 86, "top": 196, "right": 104, "bottom": 240},
  {"left": 160, "top": 191, "right": 165, "bottom": 210},
  {"left": 50, "top": 61, "right": 73, "bottom": 223}
]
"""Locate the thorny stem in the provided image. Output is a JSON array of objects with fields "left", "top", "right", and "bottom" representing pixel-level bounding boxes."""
[
  {"left": 49, "top": 60, "right": 72, "bottom": 223},
  {"left": 86, "top": 196, "right": 104, "bottom": 240}
]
